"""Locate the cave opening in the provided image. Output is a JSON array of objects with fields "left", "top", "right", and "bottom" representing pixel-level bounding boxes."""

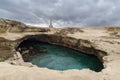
[{"left": 17, "top": 38, "right": 104, "bottom": 72}]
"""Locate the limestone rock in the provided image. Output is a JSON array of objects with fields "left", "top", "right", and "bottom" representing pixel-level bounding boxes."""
[{"left": 0, "top": 18, "right": 120, "bottom": 80}]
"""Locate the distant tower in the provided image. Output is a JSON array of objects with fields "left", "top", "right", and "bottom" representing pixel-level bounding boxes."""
[{"left": 49, "top": 19, "right": 53, "bottom": 28}]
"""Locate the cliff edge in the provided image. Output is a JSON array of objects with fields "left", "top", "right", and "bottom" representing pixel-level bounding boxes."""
[{"left": 0, "top": 18, "right": 120, "bottom": 80}]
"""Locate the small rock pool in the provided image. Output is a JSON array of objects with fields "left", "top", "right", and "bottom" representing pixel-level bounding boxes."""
[{"left": 18, "top": 40, "right": 103, "bottom": 72}]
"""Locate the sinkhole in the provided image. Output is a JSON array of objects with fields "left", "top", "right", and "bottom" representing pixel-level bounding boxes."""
[{"left": 17, "top": 39, "right": 103, "bottom": 72}]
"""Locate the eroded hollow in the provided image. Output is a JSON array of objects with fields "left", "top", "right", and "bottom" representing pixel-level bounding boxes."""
[{"left": 17, "top": 38, "right": 104, "bottom": 72}]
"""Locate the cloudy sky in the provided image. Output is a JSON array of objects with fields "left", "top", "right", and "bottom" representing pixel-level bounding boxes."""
[{"left": 0, "top": 0, "right": 120, "bottom": 27}]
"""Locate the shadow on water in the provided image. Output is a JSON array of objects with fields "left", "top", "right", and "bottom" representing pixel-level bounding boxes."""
[{"left": 17, "top": 39, "right": 104, "bottom": 72}]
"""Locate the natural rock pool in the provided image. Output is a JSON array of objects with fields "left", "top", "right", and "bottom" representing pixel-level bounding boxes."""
[{"left": 18, "top": 40, "right": 103, "bottom": 72}]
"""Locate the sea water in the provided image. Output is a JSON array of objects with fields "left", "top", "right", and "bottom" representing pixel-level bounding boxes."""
[{"left": 30, "top": 43, "right": 103, "bottom": 72}]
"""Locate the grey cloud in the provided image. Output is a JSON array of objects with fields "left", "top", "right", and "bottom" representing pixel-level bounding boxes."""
[{"left": 0, "top": 0, "right": 120, "bottom": 27}]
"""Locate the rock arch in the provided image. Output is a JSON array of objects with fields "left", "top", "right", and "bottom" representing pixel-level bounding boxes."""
[{"left": 16, "top": 34, "right": 107, "bottom": 62}]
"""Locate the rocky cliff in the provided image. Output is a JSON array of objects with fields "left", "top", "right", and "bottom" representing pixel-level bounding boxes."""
[
  {"left": 0, "top": 18, "right": 120, "bottom": 80},
  {"left": 0, "top": 18, "right": 27, "bottom": 33}
]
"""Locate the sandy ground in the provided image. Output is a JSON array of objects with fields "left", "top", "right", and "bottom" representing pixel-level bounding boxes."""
[{"left": 0, "top": 62, "right": 103, "bottom": 80}]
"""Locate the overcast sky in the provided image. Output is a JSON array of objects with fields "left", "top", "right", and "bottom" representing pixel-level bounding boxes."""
[{"left": 0, "top": 0, "right": 120, "bottom": 27}]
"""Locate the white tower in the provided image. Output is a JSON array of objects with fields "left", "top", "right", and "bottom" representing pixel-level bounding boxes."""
[{"left": 49, "top": 19, "right": 53, "bottom": 28}]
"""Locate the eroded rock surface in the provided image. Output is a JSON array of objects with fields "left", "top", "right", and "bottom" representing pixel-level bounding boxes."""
[{"left": 0, "top": 18, "right": 120, "bottom": 80}]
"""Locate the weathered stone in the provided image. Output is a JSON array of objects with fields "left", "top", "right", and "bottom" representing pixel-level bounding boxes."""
[{"left": 0, "top": 18, "right": 120, "bottom": 80}]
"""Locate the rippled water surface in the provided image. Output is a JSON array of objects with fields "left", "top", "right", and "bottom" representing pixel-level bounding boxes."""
[{"left": 29, "top": 42, "right": 103, "bottom": 72}]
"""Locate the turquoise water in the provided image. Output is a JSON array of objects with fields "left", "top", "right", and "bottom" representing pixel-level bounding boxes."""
[{"left": 29, "top": 42, "right": 103, "bottom": 72}]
